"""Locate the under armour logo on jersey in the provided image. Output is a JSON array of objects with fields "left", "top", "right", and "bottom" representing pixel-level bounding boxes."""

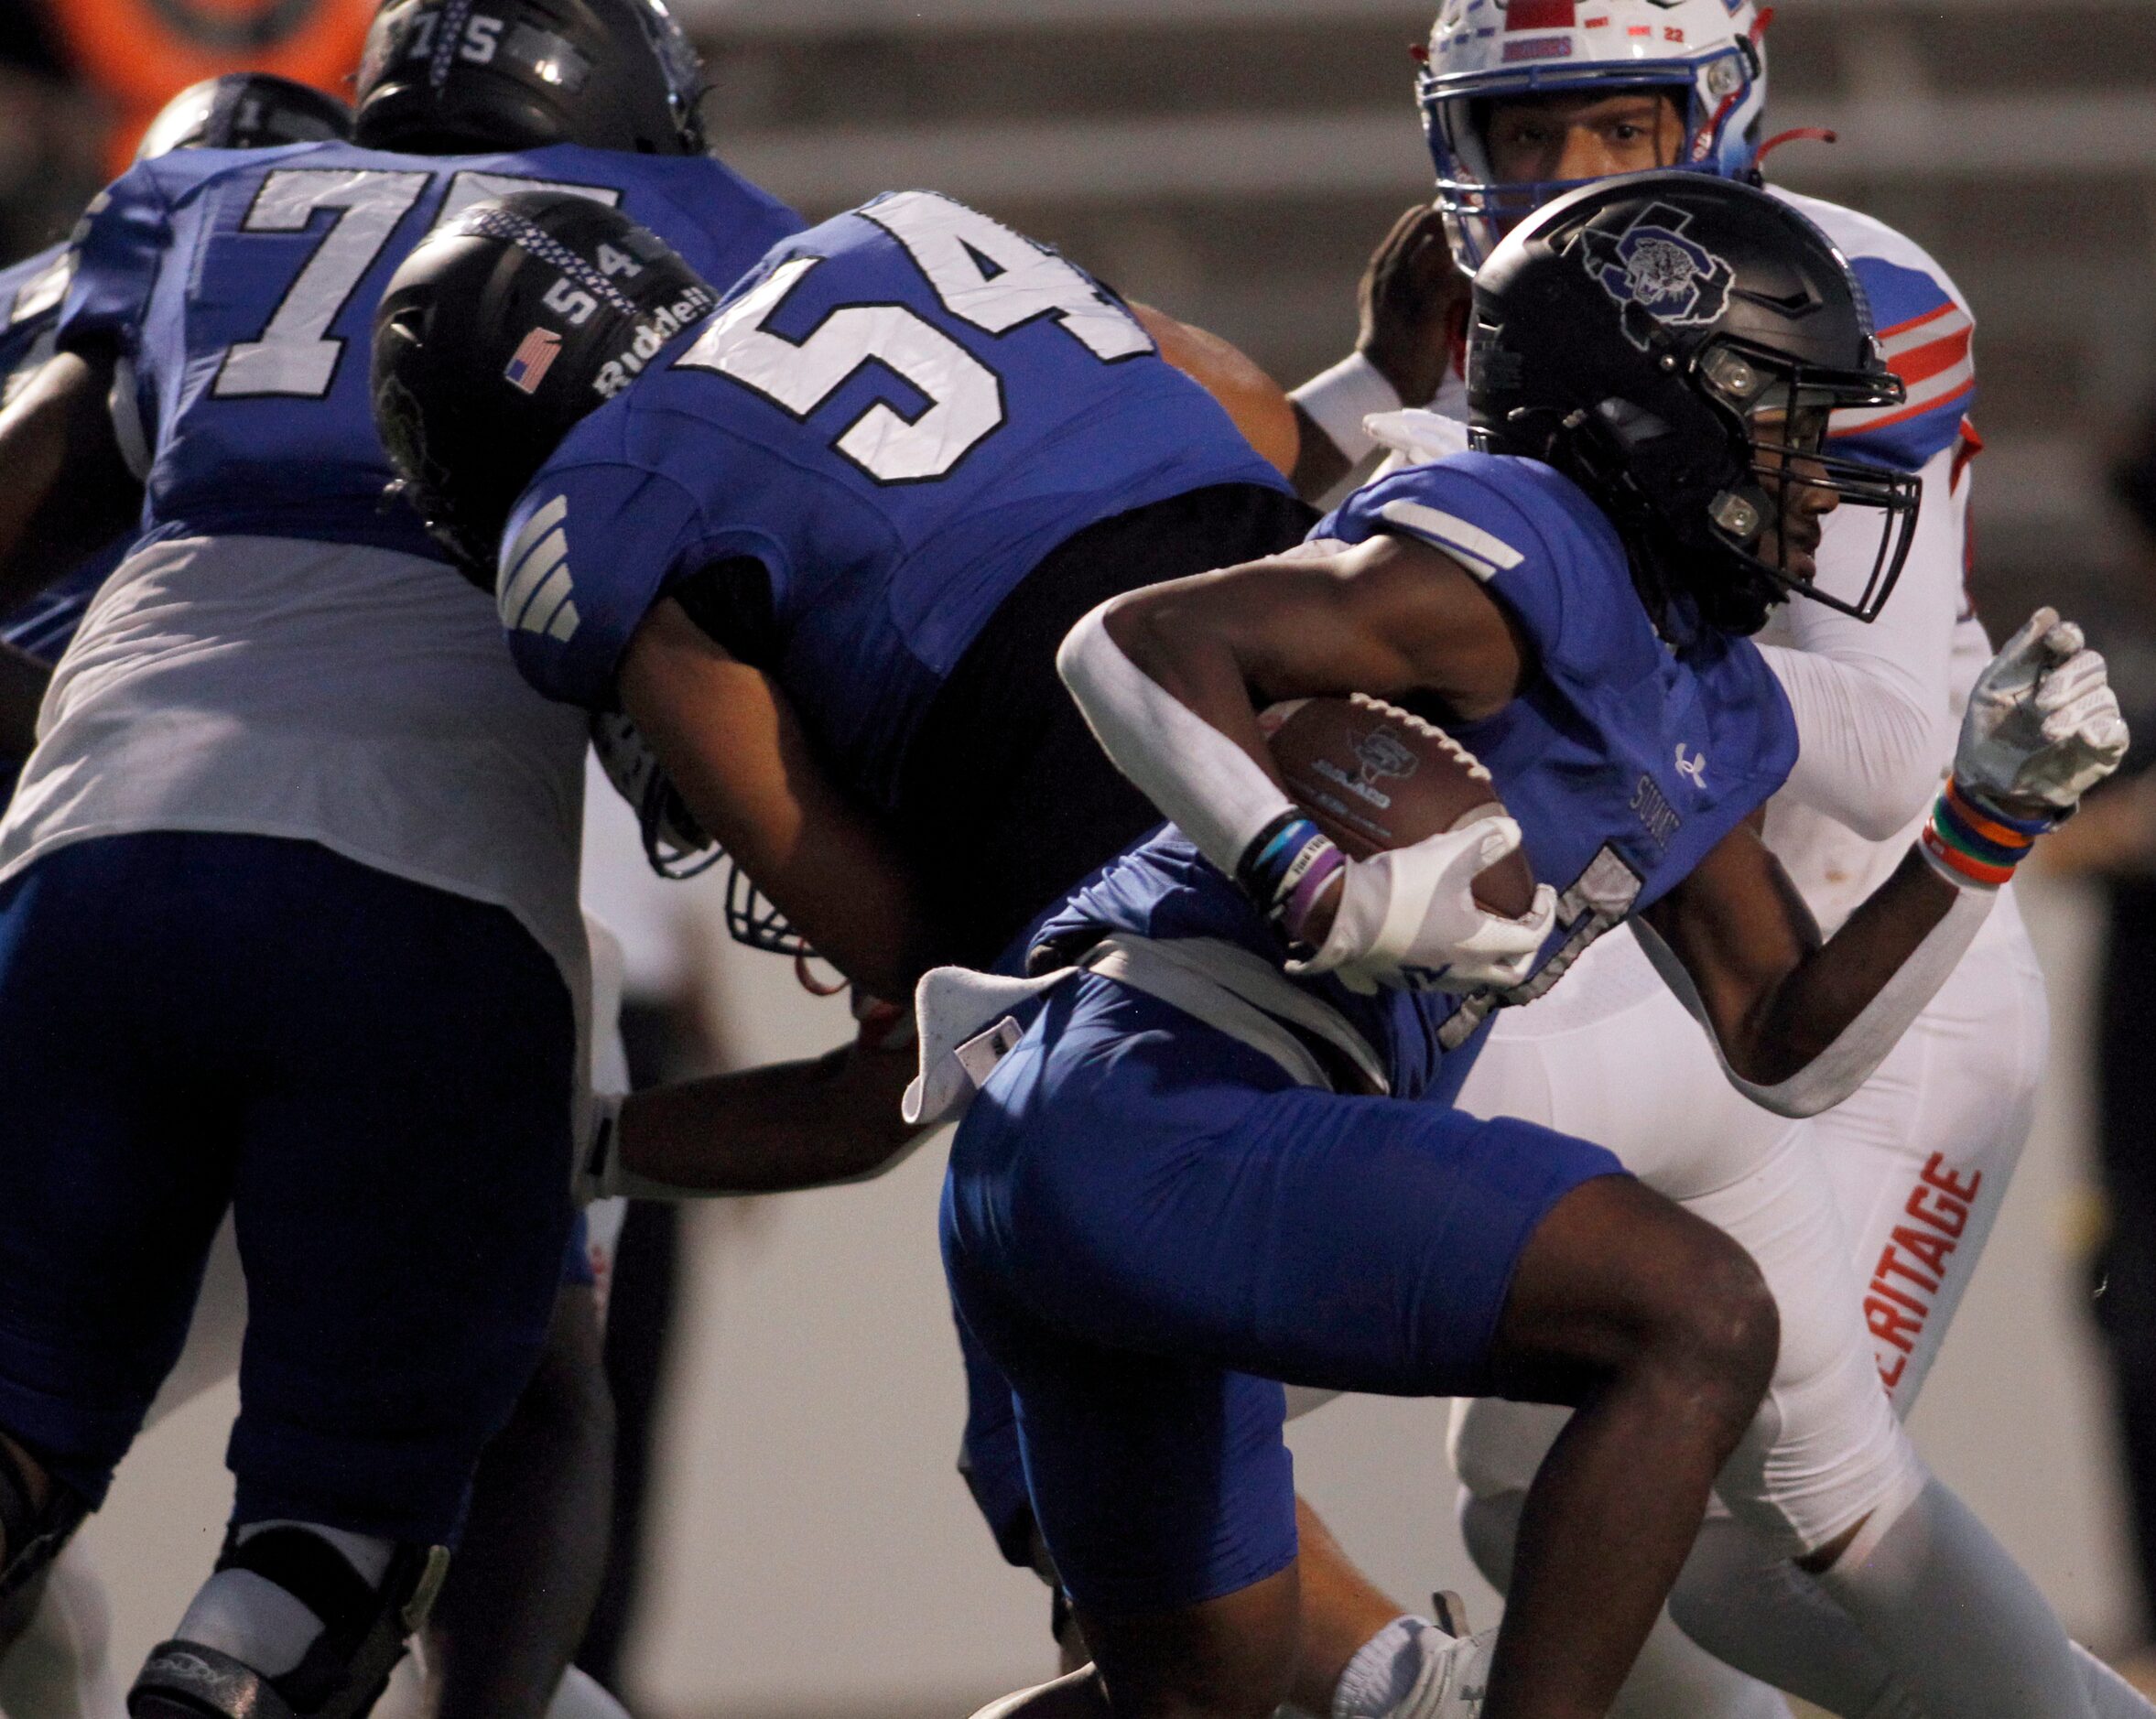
[
  {"left": 497, "top": 494, "right": 581, "bottom": 642},
  {"left": 1675, "top": 743, "right": 1707, "bottom": 789}
]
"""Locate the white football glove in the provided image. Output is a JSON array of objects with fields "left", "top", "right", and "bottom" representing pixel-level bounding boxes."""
[
  {"left": 1290, "top": 815, "right": 1558, "bottom": 997},
  {"left": 1364, "top": 406, "right": 1472, "bottom": 469},
  {"left": 1955, "top": 607, "right": 2130, "bottom": 815}
]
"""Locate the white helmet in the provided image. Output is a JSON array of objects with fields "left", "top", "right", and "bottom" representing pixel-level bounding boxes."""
[{"left": 1420, "top": 0, "right": 1770, "bottom": 269}]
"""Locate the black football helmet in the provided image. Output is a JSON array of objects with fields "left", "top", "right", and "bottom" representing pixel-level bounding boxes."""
[
  {"left": 1468, "top": 170, "right": 1920, "bottom": 636},
  {"left": 352, "top": 0, "right": 705, "bottom": 157},
  {"left": 371, "top": 189, "right": 718, "bottom": 580},
  {"left": 135, "top": 73, "right": 352, "bottom": 162}
]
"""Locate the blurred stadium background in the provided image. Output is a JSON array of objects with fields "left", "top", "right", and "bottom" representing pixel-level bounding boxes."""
[{"left": 4, "top": 0, "right": 2155, "bottom": 1714}]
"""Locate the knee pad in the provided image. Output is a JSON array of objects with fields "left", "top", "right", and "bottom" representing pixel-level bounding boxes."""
[
  {"left": 0, "top": 1436, "right": 89, "bottom": 1625},
  {"left": 1454, "top": 1486, "right": 1523, "bottom": 1596},
  {"left": 127, "top": 1533, "right": 450, "bottom": 1719}
]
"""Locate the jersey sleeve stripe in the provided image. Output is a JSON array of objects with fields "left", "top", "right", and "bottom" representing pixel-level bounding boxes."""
[
  {"left": 1830, "top": 355, "right": 1976, "bottom": 438},
  {"left": 1878, "top": 300, "right": 1969, "bottom": 357},
  {"left": 1887, "top": 328, "right": 1974, "bottom": 391},
  {"left": 501, "top": 529, "right": 571, "bottom": 629},
  {"left": 518, "top": 562, "right": 576, "bottom": 638},
  {"left": 1376, "top": 499, "right": 1526, "bottom": 582},
  {"left": 502, "top": 493, "right": 569, "bottom": 578}
]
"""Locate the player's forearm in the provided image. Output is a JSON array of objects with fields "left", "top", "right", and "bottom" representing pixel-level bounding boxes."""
[
  {"left": 1739, "top": 852, "right": 1972, "bottom": 1083},
  {"left": 1058, "top": 594, "right": 1306, "bottom": 880},
  {"left": 1060, "top": 543, "right": 1517, "bottom": 881},
  {"left": 610, "top": 1041, "right": 923, "bottom": 1197},
  {"left": 1289, "top": 400, "right": 1357, "bottom": 503},
  {"left": 620, "top": 601, "right": 941, "bottom": 1000},
  {"left": 0, "top": 641, "right": 53, "bottom": 760},
  {"left": 1641, "top": 848, "right": 1980, "bottom": 1117},
  {"left": 0, "top": 353, "right": 138, "bottom": 610},
  {"left": 1126, "top": 301, "right": 1299, "bottom": 478}
]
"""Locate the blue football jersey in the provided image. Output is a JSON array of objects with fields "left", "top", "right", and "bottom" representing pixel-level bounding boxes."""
[
  {"left": 2, "top": 243, "right": 125, "bottom": 668},
  {"left": 2, "top": 243, "right": 72, "bottom": 405},
  {"left": 56, "top": 140, "right": 802, "bottom": 561},
  {"left": 497, "top": 189, "right": 1291, "bottom": 814},
  {"left": 1042, "top": 451, "right": 1799, "bottom": 1104}
]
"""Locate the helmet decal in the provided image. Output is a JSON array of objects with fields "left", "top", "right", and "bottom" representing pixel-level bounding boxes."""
[
  {"left": 425, "top": 0, "right": 478, "bottom": 91},
  {"left": 1576, "top": 201, "right": 1734, "bottom": 347},
  {"left": 372, "top": 190, "right": 719, "bottom": 578},
  {"left": 354, "top": 0, "right": 704, "bottom": 156},
  {"left": 503, "top": 326, "right": 563, "bottom": 393}
]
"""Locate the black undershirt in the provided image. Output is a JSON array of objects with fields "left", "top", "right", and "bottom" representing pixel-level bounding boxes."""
[{"left": 675, "top": 481, "right": 1316, "bottom": 970}]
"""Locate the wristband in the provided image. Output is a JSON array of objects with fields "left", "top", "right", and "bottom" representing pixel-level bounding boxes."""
[
  {"left": 1289, "top": 351, "right": 1403, "bottom": 467},
  {"left": 1919, "top": 775, "right": 2053, "bottom": 891},
  {"left": 1238, "top": 812, "right": 1345, "bottom": 946}
]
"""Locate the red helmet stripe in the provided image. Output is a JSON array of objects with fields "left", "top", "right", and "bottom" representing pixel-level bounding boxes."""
[{"left": 1506, "top": 0, "right": 1577, "bottom": 31}]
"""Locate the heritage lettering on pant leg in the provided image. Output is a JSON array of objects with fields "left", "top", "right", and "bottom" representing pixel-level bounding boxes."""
[{"left": 1863, "top": 1152, "right": 1984, "bottom": 1391}]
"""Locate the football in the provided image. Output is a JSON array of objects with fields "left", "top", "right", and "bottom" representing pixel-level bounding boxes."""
[{"left": 1259, "top": 693, "right": 1538, "bottom": 918}]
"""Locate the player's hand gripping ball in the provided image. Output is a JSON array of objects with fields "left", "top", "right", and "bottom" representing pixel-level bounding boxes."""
[{"left": 1261, "top": 694, "right": 1555, "bottom": 995}]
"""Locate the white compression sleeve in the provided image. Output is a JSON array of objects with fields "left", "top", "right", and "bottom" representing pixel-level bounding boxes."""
[
  {"left": 1757, "top": 644, "right": 1943, "bottom": 841},
  {"left": 1289, "top": 351, "right": 1403, "bottom": 468},
  {"left": 1758, "top": 445, "right": 1963, "bottom": 839},
  {"left": 1631, "top": 883, "right": 1993, "bottom": 1119},
  {"left": 1056, "top": 604, "right": 1299, "bottom": 880}
]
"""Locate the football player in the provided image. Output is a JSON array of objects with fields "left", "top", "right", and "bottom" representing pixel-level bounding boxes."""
[
  {"left": 0, "top": 80, "right": 664, "bottom": 1719},
  {"left": 0, "top": 2, "right": 807, "bottom": 1714},
  {"left": 0, "top": 71, "right": 352, "bottom": 781},
  {"left": 1267, "top": 4, "right": 2140, "bottom": 1715},
  {"left": 951, "top": 171, "right": 2122, "bottom": 1719},
  {"left": 368, "top": 174, "right": 2119, "bottom": 1716},
  {"left": 0, "top": 72, "right": 351, "bottom": 784}
]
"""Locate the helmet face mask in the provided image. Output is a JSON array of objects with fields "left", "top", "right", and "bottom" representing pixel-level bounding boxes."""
[
  {"left": 1468, "top": 174, "right": 1921, "bottom": 637},
  {"left": 1420, "top": 0, "right": 1767, "bottom": 271},
  {"left": 1690, "top": 341, "right": 1922, "bottom": 627}
]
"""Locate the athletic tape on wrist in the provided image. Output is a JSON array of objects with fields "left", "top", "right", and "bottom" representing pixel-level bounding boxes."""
[
  {"left": 1920, "top": 775, "right": 2052, "bottom": 891},
  {"left": 1289, "top": 351, "right": 1403, "bottom": 467}
]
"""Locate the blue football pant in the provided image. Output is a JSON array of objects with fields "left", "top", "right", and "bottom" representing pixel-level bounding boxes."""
[{"left": 0, "top": 832, "right": 576, "bottom": 1544}]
